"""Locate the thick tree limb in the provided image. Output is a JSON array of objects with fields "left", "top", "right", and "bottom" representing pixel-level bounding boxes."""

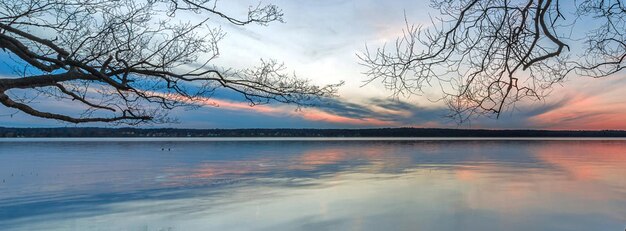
[
  {"left": 0, "top": 91, "right": 150, "bottom": 123},
  {"left": 0, "top": 0, "right": 338, "bottom": 124}
]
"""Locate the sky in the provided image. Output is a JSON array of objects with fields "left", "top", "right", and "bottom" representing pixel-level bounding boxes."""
[{"left": 1, "top": 0, "right": 626, "bottom": 130}]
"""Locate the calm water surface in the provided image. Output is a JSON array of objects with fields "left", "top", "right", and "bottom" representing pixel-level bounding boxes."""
[{"left": 0, "top": 138, "right": 625, "bottom": 230}]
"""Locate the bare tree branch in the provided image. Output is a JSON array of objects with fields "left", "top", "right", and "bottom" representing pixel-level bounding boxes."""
[
  {"left": 0, "top": 0, "right": 338, "bottom": 124},
  {"left": 359, "top": 0, "right": 625, "bottom": 123}
]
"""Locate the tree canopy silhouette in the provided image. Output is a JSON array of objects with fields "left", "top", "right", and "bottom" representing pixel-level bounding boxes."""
[
  {"left": 359, "top": 0, "right": 626, "bottom": 122},
  {"left": 0, "top": 0, "right": 339, "bottom": 124}
]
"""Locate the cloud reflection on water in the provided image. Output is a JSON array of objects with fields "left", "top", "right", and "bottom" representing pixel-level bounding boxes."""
[{"left": 0, "top": 139, "right": 625, "bottom": 231}]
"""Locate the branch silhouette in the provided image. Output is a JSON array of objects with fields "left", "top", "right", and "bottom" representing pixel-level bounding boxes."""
[
  {"left": 359, "top": 0, "right": 626, "bottom": 123},
  {"left": 0, "top": 0, "right": 340, "bottom": 124}
]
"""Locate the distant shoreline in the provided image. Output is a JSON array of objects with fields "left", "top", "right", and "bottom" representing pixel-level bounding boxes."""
[
  {"left": 2, "top": 137, "right": 626, "bottom": 142},
  {"left": 1, "top": 127, "right": 626, "bottom": 138}
]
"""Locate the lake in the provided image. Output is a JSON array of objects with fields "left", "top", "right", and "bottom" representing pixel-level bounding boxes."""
[{"left": 0, "top": 138, "right": 625, "bottom": 230}]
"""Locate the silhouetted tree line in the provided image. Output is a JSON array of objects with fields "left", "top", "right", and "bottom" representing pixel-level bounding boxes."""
[{"left": 0, "top": 127, "right": 624, "bottom": 137}]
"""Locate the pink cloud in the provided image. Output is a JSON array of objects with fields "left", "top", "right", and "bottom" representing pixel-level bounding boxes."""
[
  {"left": 528, "top": 78, "right": 626, "bottom": 130},
  {"left": 194, "top": 97, "right": 395, "bottom": 127}
]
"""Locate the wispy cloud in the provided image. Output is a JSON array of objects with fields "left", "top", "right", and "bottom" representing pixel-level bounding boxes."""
[
  {"left": 1, "top": 0, "right": 625, "bottom": 129},
  {"left": 193, "top": 97, "right": 395, "bottom": 126}
]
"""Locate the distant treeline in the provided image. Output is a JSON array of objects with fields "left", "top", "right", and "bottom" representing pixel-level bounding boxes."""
[{"left": 0, "top": 127, "right": 625, "bottom": 137}]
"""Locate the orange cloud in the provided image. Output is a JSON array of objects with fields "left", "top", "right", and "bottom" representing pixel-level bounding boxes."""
[
  {"left": 528, "top": 78, "right": 626, "bottom": 130},
  {"left": 194, "top": 97, "right": 395, "bottom": 126},
  {"left": 531, "top": 97, "right": 626, "bottom": 130},
  {"left": 148, "top": 90, "right": 396, "bottom": 126}
]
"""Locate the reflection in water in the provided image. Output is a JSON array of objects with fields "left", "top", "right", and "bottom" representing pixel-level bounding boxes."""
[{"left": 0, "top": 139, "right": 625, "bottom": 231}]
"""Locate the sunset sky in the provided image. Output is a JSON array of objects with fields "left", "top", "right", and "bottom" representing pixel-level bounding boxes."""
[{"left": 1, "top": 0, "right": 625, "bottom": 130}]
